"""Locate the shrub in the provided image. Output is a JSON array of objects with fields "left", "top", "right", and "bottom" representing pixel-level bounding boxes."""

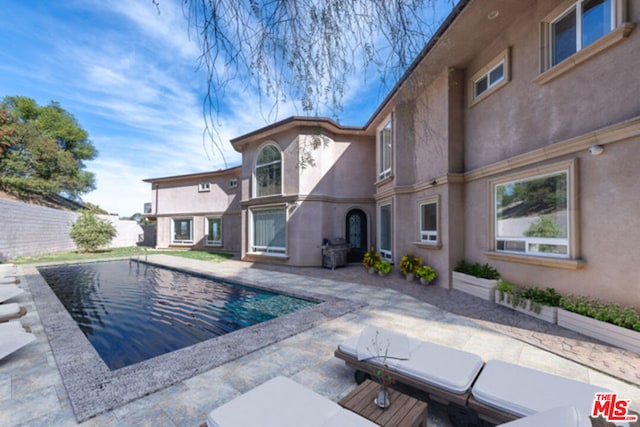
[
  {"left": 454, "top": 260, "right": 500, "bottom": 280},
  {"left": 399, "top": 251, "right": 422, "bottom": 275},
  {"left": 69, "top": 210, "right": 117, "bottom": 253},
  {"left": 560, "top": 296, "right": 640, "bottom": 332},
  {"left": 362, "top": 247, "right": 382, "bottom": 269},
  {"left": 415, "top": 265, "right": 437, "bottom": 283},
  {"left": 374, "top": 260, "right": 392, "bottom": 275}
]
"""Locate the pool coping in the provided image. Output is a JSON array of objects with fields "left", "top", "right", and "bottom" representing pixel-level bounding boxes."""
[{"left": 24, "top": 258, "right": 364, "bottom": 422}]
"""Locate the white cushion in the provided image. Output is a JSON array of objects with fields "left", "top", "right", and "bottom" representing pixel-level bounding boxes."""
[
  {"left": 498, "top": 406, "right": 592, "bottom": 427},
  {"left": 207, "top": 376, "right": 342, "bottom": 427},
  {"left": 0, "top": 303, "right": 21, "bottom": 317},
  {"left": 321, "top": 409, "right": 378, "bottom": 427},
  {"left": 0, "top": 326, "right": 35, "bottom": 360},
  {"left": 355, "top": 326, "right": 410, "bottom": 362},
  {"left": 472, "top": 360, "right": 609, "bottom": 417},
  {"left": 0, "top": 276, "right": 19, "bottom": 284},
  {"left": 0, "top": 285, "right": 24, "bottom": 303}
]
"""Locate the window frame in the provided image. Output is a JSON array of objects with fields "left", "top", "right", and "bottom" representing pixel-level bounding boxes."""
[
  {"left": 377, "top": 116, "right": 393, "bottom": 181},
  {"left": 171, "top": 217, "right": 194, "bottom": 245},
  {"left": 249, "top": 206, "right": 287, "bottom": 256},
  {"left": 205, "top": 216, "right": 222, "bottom": 247},
  {"left": 253, "top": 143, "right": 282, "bottom": 198},
  {"left": 468, "top": 48, "right": 510, "bottom": 107},
  {"left": 419, "top": 197, "right": 439, "bottom": 245},
  {"left": 378, "top": 203, "right": 393, "bottom": 261},
  {"left": 229, "top": 178, "right": 238, "bottom": 189},
  {"left": 489, "top": 159, "right": 579, "bottom": 262},
  {"left": 198, "top": 183, "right": 210, "bottom": 192}
]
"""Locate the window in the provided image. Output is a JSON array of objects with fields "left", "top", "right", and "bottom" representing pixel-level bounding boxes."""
[
  {"left": 254, "top": 145, "right": 281, "bottom": 197},
  {"left": 379, "top": 204, "right": 392, "bottom": 260},
  {"left": 251, "top": 207, "right": 286, "bottom": 255},
  {"left": 420, "top": 201, "right": 438, "bottom": 243},
  {"left": 377, "top": 117, "right": 392, "bottom": 180},
  {"left": 205, "top": 217, "right": 222, "bottom": 246},
  {"left": 229, "top": 178, "right": 238, "bottom": 189},
  {"left": 551, "top": 0, "right": 613, "bottom": 66},
  {"left": 172, "top": 218, "right": 193, "bottom": 244},
  {"left": 468, "top": 48, "right": 510, "bottom": 106},
  {"left": 494, "top": 171, "right": 569, "bottom": 258},
  {"left": 198, "top": 183, "right": 210, "bottom": 192}
]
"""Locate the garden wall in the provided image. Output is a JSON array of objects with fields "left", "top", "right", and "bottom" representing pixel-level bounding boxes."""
[{"left": 0, "top": 199, "right": 143, "bottom": 261}]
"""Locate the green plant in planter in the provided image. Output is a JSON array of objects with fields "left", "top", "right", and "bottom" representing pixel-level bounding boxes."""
[
  {"left": 399, "top": 251, "right": 422, "bottom": 276},
  {"left": 560, "top": 296, "right": 640, "bottom": 332},
  {"left": 454, "top": 260, "right": 500, "bottom": 280},
  {"left": 415, "top": 265, "right": 437, "bottom": 283},
  {"left": 374, "top": 260, "right": 392, "bottom": 275},
  {"left": 495, "top": 280, "right": 527, "bottom": 309},
  {"left": 363, "top": 247, "right": 382, "bottom": 269}
]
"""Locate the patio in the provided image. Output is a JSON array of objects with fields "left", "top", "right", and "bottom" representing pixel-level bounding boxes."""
[{"left": 1, "top": 255, "right": 638, "bottom": 426}]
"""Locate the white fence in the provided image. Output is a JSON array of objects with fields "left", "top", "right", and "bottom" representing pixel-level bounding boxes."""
[{"left": 0, "top": 198, "right": 144, "bottom": 262}]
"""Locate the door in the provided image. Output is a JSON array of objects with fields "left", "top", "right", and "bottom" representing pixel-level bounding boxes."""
[{"left": 346, "top": 209, "right": 367, "bottom": 263}]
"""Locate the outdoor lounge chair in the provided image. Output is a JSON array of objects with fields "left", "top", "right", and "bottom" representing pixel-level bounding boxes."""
[
  {"left": 0, "top": 264, "right": 17, "bottom": 275},
  {"left": 497, "top": 406, "right": 592, "bottom": 427},
  {"left": 0, "top": 284, "right": 24, "bottom": 303},
  {"left": 0, "top": 321, "right": 36, "bottom": 360},
  {"left": 206, "top": 376, "right": 377, "bottom": 427},
  {"left": 334, "top": 326, "right": 484, "bottom": 406},
  {"left": 468, "top": 359, "right": 613, "bottom": 425},
  {"left": 0, "top": 303, "right": 27, "bottom": 322}
]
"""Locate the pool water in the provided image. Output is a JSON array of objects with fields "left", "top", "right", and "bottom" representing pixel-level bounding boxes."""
[{"left": 38, "top": 260, "right": 316, "bottom": 370}]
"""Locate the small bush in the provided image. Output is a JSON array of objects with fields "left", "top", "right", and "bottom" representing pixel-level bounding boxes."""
[
  {"left": 560, "top": 296, "right": 640, "bottom": 332},
  {"left": 454, "top": 260, "right": 500, "bottom": 280},
  {"left": 69, "top": 210, "right": 117, "bottom": 253}
]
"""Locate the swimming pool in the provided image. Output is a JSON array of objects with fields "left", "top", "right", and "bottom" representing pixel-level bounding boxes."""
[{"left": 38, "top": 260, "right": 316, "bottom": 369}]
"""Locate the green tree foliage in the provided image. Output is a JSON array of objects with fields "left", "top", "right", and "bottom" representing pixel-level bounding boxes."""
[
  {"left": 69, "top": 210, "right": 117, "bottom": 253},
  {"left": 497, "top": 174, "right": 567, "bottom": 219},
  {"left": 524, "top": 215, "right": 564, "bottom": 238},
  {"left": 0, "top": 96, "right": 97, "bottom": 198}
]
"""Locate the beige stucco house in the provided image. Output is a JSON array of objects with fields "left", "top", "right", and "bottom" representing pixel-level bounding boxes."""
[{"left": 145, "top": 0, "right": 640, "bottom": 307}]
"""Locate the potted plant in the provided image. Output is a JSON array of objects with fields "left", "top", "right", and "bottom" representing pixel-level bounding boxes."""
[
  {"left": 494, "top": 280, "right": 560, "bottom": 323},
  {"left": 399, "top": 251, "right": 422, "bottom": 281},
  {"left": 362, "top": 247, "right": 382, "bottom": 274},
  {"left": 375, "top": 260, "right": 392, "bottom": 276},
  {"left": 557, "top": 296, "right": 640, "bottom": 353},
  {"left": 452, "top": 260, "right": 500, "bottom": 301},
  {"left": 415, "top": 265, "right": 437, "bottom": 285}
]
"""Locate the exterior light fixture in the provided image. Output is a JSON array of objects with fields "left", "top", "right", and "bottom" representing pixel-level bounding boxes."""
[{"left": 588, "top": 145, "right": 604, "bottom": 156}]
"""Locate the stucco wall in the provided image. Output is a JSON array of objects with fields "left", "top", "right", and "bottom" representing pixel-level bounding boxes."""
[{"left": 0, "top": 198, "right": 143, "bottom": 261}]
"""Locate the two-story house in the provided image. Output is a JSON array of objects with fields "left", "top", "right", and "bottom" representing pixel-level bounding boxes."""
[{"left": 145, "top": 0, "right": 639, "bottom": 307}]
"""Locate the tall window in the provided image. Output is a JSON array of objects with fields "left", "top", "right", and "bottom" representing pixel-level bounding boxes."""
[
  {"left": 379, "top": 204, "right": 392, "bottom": 260},
  {"left": 172, "top": 218, "right": 193, "bottom": 244},
  {"left": 420, "top": 201, "right": 438, "bottom": 243},
  {"left": 205, "top": 217, "right": 222, "bottom": 246},
  {"left": 255, "top": 145, "right": 282, "bottom": 197},
  {"left": 495, "top": 171, "right": 569, "bottom": 257},
  {"left": 377, "top": 117, "right": 392, "bottom": 180},
  {"left": 551, "top": 0, "right": 613, "bottom": 66},
  {"left": 251, "top": 208, "right": 286, "bottom": 255}
]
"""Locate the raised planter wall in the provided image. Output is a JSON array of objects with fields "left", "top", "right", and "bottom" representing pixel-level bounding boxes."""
[
  {"left": 494, "top": 290, "right": 558, "bottom": 323},
  {"left": 452, "top": 272, "right": 498, "bottom": 302},
  {"left": 557, "top": 308, "right": 640, "bottom": 354}
]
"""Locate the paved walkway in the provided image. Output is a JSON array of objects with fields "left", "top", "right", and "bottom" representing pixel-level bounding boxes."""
[{"left": 1, "top": 256, "right": 638, "bottom": 426}]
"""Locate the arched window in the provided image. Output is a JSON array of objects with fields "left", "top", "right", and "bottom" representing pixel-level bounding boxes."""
[{"left": 254, "top": 144, "right": 282, "bottom": 197}]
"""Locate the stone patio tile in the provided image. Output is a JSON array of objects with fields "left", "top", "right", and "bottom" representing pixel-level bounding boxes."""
[{"left": 0, "top": 385, "right": 61, "bottom": 425}]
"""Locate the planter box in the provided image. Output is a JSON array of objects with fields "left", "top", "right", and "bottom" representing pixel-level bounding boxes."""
[
  {"left": 494, "top": 290, "right": 557, "bottom": 323},
  {"left": 557, "top": 308, "right": 640, "bottom": 353},
  {"left": 452, "top": 272, "right": 498, "bottom": 302}
]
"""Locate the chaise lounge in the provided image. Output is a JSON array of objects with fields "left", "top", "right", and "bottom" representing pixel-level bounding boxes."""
[
  {"left": 0, "top": 321, "right": 36, "bottom": 360},
  {"left": 0, "top": 303, "right": 27, "bottom": 322},
  {"left": 0, "top": 284, "right": 24, "bottom": 303}
]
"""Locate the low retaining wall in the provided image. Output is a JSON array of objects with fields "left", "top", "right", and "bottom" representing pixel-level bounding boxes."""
[{"left": 0, "top": 198, "right": 144, "bottom": 261}]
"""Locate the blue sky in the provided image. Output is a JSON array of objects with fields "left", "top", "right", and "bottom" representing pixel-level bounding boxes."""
[{"left": 0, "top": 1, "right": 449, "bottom": 216}]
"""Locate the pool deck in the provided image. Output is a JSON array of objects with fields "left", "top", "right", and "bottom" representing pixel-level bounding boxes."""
[{"left": 1, "top": 255, "right": 639, "bottom": 426}]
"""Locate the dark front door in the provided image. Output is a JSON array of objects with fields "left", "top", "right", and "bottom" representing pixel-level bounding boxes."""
[{"left": 346, "top": 209, "right": 367, "bottom": 262}]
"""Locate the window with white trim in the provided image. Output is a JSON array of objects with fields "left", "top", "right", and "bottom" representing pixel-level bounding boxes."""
[
  {"left": 172, "top": 218, "right": 193, "bottom": 244},
  {"left": 229, "top": 178, "right": 238, "bottom": 189},
  {"left": 254, "top": 144, "right": 282, "bottom": 197},
  {"left": 550, "top": 0, "right": 613, "bottom": 66},
  {"left": 495, "top": 171, "right": 569, "bottom": 258},
  {"left": 251, "top": 207, "right": 286, "bottom": 255},
  {"left": 205, "top": 217, "right": 222, "bottom": 246},
  {"left": 420, "top": 201, "right": 438, "bottom": 243},
  {"left": 377, "top": 117, "right": 392, "bottom": 180},
  {"left": 198, "top": 183, "right": 210, "bottom": 192},
  {"left": 468, "top": 48, "right": 510, "bottom": 106},
  {"left": 379, "top": 204, "right": 392, "bottom": 260}
]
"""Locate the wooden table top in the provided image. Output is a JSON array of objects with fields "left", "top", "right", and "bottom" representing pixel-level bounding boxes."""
[{"left": 339, "top": 380, "right": 428, "bottom": 427}]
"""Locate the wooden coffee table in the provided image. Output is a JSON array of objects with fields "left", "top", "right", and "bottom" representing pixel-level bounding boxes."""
[{"left": 339, "top": 380, "right": 428, "bottom": 427}]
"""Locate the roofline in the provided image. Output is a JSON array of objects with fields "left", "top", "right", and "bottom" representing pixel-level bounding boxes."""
[
  {"left": 363, "top": 0, "right": 472, "bottom": 129},
  {"left": 143, "top": 165, "right": 242, "bottom": 183},
  {"left": 230, "top": 116, "right": 365, "bottom": 146}
]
